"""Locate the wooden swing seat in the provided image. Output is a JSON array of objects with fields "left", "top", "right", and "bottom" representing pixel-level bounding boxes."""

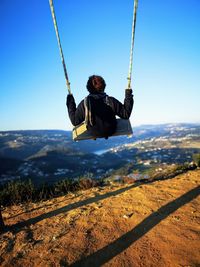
[{"left": 72, "top": 118, "right": 133, "bottom": 141}]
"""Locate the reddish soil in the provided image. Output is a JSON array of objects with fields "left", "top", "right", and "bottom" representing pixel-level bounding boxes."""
[{"left": 0, "top": 169, "right": 200, "bottom": 267}]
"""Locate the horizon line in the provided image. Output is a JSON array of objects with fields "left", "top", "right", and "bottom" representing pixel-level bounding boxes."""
[{"left": 0, "top": 122, "right": 200, "bottom": 132}]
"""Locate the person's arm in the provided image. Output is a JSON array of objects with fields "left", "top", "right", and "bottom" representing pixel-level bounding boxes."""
[
  {"left": 66, "top": 94, "right": 85, "bottom": 126},
  {"left": 110, "top": 89, "right": 134, "bottom": 119}
]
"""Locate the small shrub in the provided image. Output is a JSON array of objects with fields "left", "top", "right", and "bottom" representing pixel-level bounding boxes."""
[
  {"left": 0, "top": 176, "right": 101, "bottom": 207},
  {"left": 0, "top": 179, "right": 35, "bottom": 206},
  {"left": 0, "top": 209, "right": 5, "bottom": 231},
  {"left": 77, "top": 178, "right": 98, "bottom": 190},
  {"left": 121, "top": 176, "right": 135, "bottom": 184},
  {"left": 54, "top": 179, "right": 74, "bottom": 195},
  {"left": 193, "top": 154, "right": 200, "bottom": 167}
]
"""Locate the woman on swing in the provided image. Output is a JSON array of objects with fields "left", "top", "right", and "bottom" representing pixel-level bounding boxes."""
[{"left": 66, "top": 75, "right": 134, "bottom": 139}]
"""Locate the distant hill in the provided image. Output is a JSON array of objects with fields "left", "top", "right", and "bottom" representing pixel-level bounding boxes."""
[{"left": 0, "top": 123, "right": 200, "bottom": 185}]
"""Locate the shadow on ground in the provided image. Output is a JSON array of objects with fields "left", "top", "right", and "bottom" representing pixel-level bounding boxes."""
[
  {"left": 5, "top": 183, "right": 139, "bottom": 234},
  {"left": 71, "top": 185, "right": 200, "bottom": 267}
]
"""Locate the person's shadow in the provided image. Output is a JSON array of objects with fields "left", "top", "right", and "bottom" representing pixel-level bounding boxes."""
[{"left": 70, "top": 185, "right": 200, "bottom": 267}]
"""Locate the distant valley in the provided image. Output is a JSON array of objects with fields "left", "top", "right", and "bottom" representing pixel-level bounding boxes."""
[{"left": 0, "top": 123, "right": 200, "bottom": 186}]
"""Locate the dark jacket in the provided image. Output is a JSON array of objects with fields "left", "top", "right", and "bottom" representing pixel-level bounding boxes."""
[{"left": 66, "top": 89, "right": 134, "bottom": 136}]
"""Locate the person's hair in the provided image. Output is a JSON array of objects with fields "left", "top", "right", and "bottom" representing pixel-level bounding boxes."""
[{"left": 86, "top": 75, "right": 106, "bottom": 94}]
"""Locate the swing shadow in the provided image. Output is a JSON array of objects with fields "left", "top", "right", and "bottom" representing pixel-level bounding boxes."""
[
  {"left": 5, "top": 183, "right": 139, "bottom": 234},
  {"left": 70, "top": 185, "right": 200, "bottom": 267},
  {"left": 8, "top": 196, "right": 76, "bottom": 220}
]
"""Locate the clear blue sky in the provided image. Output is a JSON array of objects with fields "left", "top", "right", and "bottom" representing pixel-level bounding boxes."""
[{"left": 1, "top": 0, "right": 200, "bottom": 131}]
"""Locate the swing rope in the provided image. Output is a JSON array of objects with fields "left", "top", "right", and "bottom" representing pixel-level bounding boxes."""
[
  {"left": 127, "top": 0, "right": 139, "bottom": 90},
  {"left": 49, "top": 0, "right": 71, "bottom": 94},
  {"left": 49, "top": 0, "right": 138, "bottom": 93}
]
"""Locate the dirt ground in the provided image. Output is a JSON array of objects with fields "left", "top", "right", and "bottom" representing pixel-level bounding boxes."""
[{"left": 0, "top": 169, "right": 200, "bottom": 267}]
